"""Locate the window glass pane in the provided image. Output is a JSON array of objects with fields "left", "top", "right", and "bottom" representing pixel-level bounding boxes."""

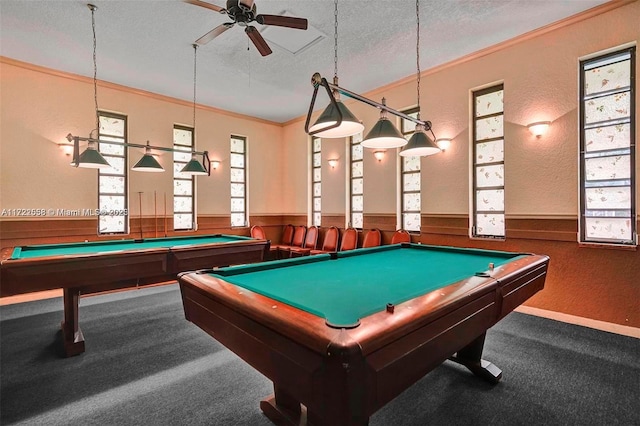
[
  {"left": 585, "top": 187, "right": 631, "bottom": 209},
  {"left": 585, "top": 59, "right": 630, "bottom": 96},
  {"left": 352, "top": 143, "right": 363, "bottom": 161},
  {"left": 230, "top": 183, "right": 244, "bottom": 197},
  {"left": 314, "top": 212, "right": 321, "bottom": 226},
  {"left": 314, "top": 197, "right": 321, "bottom": 211},
  {"left": 313, "top": 182, "right": 321, "bottom": 197},
  {"left": 403, "top": 193, "right": 420, "bottom": 211},
  {"left": 99, "top": 141, "right": 125, "bottom": 156},
  {"left": 231, "top": 213, "right": 245, "bottom": 227},
  {"left": 352, "top": 161, "right": 363, "bottom": 178},
  {"left": 231, "top": 198, "right": 245, "bottom": 212},
  {"left": 173, "top": 128, "right": 192, "bottom": 146},
  {"left": 230, "top": 138, "right": 245, "bottom": 153},
  {"left": 352, "top": 178, "right": 363, "bottom": 195},
  {"left": 585, "top": 92, "right": 630, "bottom": 124},
  {"left": 476, "top": 140, "right": 504, "bottom": 164},
  {"left": 352, "top": 213, "right": 363, "bottom": 229},
  {"left": 585, "top": 155, "right": 630, "bottom": 181},
  {"left": 99, "top": 176, "right": 125, "bottom": 194},
  {"left": 99, "top": 215, "right": 126, "bottom": 234},
  {"left": 402, "top": 118, "right": 416, "bottom": 134},
  {"left": 352, "top": 195, "right": 363, "bottom": 211},
  {"left": 313, "top": 152, "right": 321, "bottom": 167},
  {"left": 475, "top": 115, "right": 504, "bottom": 140},
  {"left": 230, "top": 153, "right": 245, "bottom": 168},
  {"left": 476, "top": 213, "right": 505, "bottom": 236},
  {"left": 173, "top": 163, "right": 192, "bottom": 179},
  {"left": 403, "top": 173, "right": 420, "bottom": 191},
  {"left": 476, "top": 189, "right": 505, "bottom": 211},
  {"left": 585, "top": 123, "right": 630, "bottom": 152},
  {"left": 99, "top": 195, "right": 125, "bottom": 211},
  {"left": 475, "top": 90, "right": 504, "bottom": 117},
  {"left": 174, "top": 196, "right": 193, "bottom": 213},
  {"left": 313, "top": 138, "right": 321, "bottom": 153},
  {"left": 173, "top": 150, "right": 191, "bottom": 162},
  {"left": 476, "top": 164, "right": 504, "bottom": 187},
  {"left": 230, "top": 168, "right": 245, "bottom": 183},
  {"left": 103, "top": 156, "right": 125, "bottom": 175},
  {"left": 585, "top": 217, "right": 632, "bottom": 241},
  {"left": 313, "top": 168, "right": 321, "bottom": 182},
  {"left": 403, "top": 156, "right": 420, "bottom": 171},
  {"left": 174, "top": 213, "right": 193, "bottom": 230},
  {"left": 403, "top": 213, "right": 421, "bottom": 232},
  {"left": 99, "top": 116, "right": 125, "bottom": 137},
  {"left": 174, "top": 180, "right": 193, "bottom": 196}
]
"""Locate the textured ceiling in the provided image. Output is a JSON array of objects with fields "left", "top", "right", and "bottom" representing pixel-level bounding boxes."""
[{"left": 1, "top": 0, "right": 609, "bottom": 123}]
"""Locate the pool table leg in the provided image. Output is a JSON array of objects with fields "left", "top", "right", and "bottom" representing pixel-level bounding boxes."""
[
  {"left": 449, "top": 332, "right": 502, "bottom": 384},
  {"left": 60, "top": 288, "right": 85, "bottom": 357},
  {"left": 260, "top": 385, "right": 302, "bottom": 425}
]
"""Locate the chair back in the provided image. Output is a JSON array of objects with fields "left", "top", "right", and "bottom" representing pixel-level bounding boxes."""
[
  {"left": 362, "top": 228, "right": 381, "bottom": 248},
  {"left": 250, "top": 225, "right": 266, "bottom": 240},
  {"left": 322, "top": 227, "right": 340, "bottom": 251},
  {"left": 303, "top": 226, "right": 319, "bottom": 249},
  {"left": 391, "top": 229, "right": 411, "bottom": 244},
  {"left": 340, "top": 228, "right": 358, "bottom": 251},
  {"left": 291, "top": 225, "right": 306, "bottom": 247},
  {"left": 280, "top": 224, "right": 294, "bottom": 245}
]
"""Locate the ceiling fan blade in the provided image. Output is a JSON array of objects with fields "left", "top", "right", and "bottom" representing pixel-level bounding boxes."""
[
  {"left": 255, "top": 14, "right": 308, "bottom": 30},
  {"left": 184, "top": 0, "right": 226, "bottom": 13},
  {"left": 195, "top": 23, "right": 233, "bottom": 45},
  {"left": 245, "top": 26, "right": 272, "bottom": 56}
]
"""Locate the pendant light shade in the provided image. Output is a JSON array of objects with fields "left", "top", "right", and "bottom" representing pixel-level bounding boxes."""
[
  {"left": 361, "top": 106, "right": 407, "bottom": 149},
  {"left": 132, "top": 145, "right": 164, "bottom": 172},
  {"left": 77, "top": 141, "right": 111, "bottom": 169},
  {"left": 309, "top": 99, "right": 364, "bottom": 138},
  {"left": 181, "top": 153, "right": 208, "bottom": 175},
  {"left": 399, "top": 124, "right": 441, "bottom": 157}
]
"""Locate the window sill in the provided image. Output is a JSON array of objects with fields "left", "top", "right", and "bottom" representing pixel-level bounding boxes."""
[{"left": 578, "top": 242, "right": 637, "bottom": 251}]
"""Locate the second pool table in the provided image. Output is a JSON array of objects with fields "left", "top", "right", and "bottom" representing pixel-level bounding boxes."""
[
  {"left": 179, "top": 243, "right": 549, "bottom": 426},
  {"left": 1, "top": 234, "right": 269, "bottom": 356}
]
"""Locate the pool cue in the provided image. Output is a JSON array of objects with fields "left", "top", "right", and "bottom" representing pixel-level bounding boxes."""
[
  {"left": 138, "top": 191, "right": 143, "bottom": 239},
  {"left": 164, "top": 192, "right": 167, "bottom": 237},
  {"left": 154, "top": 190, "right": 157, "bottom": 238}
]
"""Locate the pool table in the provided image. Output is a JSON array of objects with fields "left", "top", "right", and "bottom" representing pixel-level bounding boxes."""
[
  {"left": 178, "top": 243, "right": 549, "bottom": 426},
  {"left": 0, "top": 234, "right": 269, "bottom": 357}
]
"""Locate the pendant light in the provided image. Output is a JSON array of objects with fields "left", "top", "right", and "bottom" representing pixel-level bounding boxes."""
[
  {"left": 181, "top": 44, "right": 208, "bottom": 176},
  {"left": 308, "top": 0, "right": 364, "bottom": 138},
  {"left": 132, "top": 141, "right": 164, "bottom": 172},
  {"left": 76, "top": 4, "right": 111, "bottom": 169},
  {"left": 361, "top": 98, "right": 407, "bottom": 149},
  {"left": 400, "top": 0, "right": 441, "bottom": 157}
]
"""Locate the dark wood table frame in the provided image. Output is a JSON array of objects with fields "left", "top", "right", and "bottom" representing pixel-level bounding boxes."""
[
  {"left": 179, "top": 251, "right": 548, "bottom": 426},
  {"left": 1, "top": 238, "right": 269, "bottom": 357}
]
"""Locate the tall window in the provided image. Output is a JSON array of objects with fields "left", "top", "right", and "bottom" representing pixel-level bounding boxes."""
[
  {"left": 472, "top": 85, "right": 505, "bottom": 238},
  {"left": 580, "top": 47, "right": 636, "bottom": 245},
  {"left": 98, "top": 111, "right": 127, "bottom": 234},
  {"left": 173, "top": 125, "right": 196, "bottom": 230},
  {"left": 400, "top": 108, "right": 421, "bottom": 232},
  {"left": 230, "top": 135, "right": 247, "bottom": 227},
  {"left": 349, "top": 132, "right": 363, "bottom": 229},
  {"left": 312, "top": 137, "right": 322, "bottom": 226}
]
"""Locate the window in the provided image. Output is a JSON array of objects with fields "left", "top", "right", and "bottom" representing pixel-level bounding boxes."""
[
  {"left": 98, "top": 112, "right": 127, "bottom": 234},
  {"left": 472, "top": 85, "right": 505, "bottom": 238},
  {"left": 400, "top": 108, "right": 421, "bottom": 233},
  {"left": 580, "top": 47, "right": 636, "bottom": 245},
  {"left": 173, "top": 125, "right": 196, "bottom": 230},
  {"left": 312, "top": 137, "right": 322, "bottom": 226},
  {"left": 349, "top": 132, "right": 364, "bottom": 229},
  {"left": 230, "top": 135, "right": 247, "bottom": 227}
]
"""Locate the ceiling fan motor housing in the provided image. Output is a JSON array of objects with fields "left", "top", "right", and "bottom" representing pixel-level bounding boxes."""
[{"left": 227, "top": 0, "right": 256, "bottom": 25}]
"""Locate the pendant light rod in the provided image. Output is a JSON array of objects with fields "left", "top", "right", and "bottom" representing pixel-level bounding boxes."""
[{"left": 305, "top": 72, "right": 436, "bottom": 139}]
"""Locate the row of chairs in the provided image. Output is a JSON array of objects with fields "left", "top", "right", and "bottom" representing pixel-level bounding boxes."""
[{"left": 251, "top": 225, "right": 411, "bottom": 259}]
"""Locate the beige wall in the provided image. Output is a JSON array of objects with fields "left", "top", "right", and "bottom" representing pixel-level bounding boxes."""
[
  {"left": 0, "top": 61, "right": 284, "bottom": 219},
  {"left": 283, "top": 1, "right": 640, "bottom": 219}
]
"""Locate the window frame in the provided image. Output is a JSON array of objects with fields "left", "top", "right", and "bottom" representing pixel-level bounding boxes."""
[
  {"left": 399, "top": 107, "right": 421, "bottom": 234},
  {"left": 311, "top": 136, "right": 322, "bottom": 227},
  {"left": 173, "top": 124, "right": 196, "bottom": 231},
  {"left": 230, "top": 135, "right": 247, "bottom": 228},
  {"left": 349, "top": 132, "right": 364, "bottom": 230}
]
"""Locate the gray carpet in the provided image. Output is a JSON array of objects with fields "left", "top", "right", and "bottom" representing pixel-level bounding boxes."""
[{"left": 1, "top": 285, "right": 638, "bottom": 426}]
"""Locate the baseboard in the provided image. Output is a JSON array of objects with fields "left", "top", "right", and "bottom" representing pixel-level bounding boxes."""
[{"left": 516, "top": 305, "right": 640, "bottom": 338}]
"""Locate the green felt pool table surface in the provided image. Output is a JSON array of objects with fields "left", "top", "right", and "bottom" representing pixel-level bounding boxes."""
[
  {"left": 9, "top": 234, "right": 255, "bottom": 259},
  {"left": 209, "top": 244, "right": 525, "bottom": 327}
]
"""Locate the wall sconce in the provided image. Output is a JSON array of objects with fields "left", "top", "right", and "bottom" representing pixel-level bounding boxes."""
[
  {"left": 435, "top": 138, "right": 451, "bottom": 151},
  {"left": 59, "top": 142, "right": 74, "bottom": 156},
  {"left": 373, "top": 150, "right": 386, "bottom": 162},
  {"left": 527, "top": 121, "right": 551, "bottom": 138},
  {"left": 328, "top": 158, "right": 339, "bottom": 169},
  {"left": 211, "top": 160, "right": 221, "bottom": 170}
]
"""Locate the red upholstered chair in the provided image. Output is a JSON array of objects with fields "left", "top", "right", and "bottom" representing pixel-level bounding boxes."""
[
  {"left": 362, "top": 228, "right": 381, "bottom": 248},
  {"left": 278, "top": 225, "right": 307, "bottom": 258},
  {"left": 269, "top": 224, "right": 294, "bottom": 250},
  {"left": 290, "top": 226, "right": 319, "bottom": 257},
  {"left": 310, "top": 226, "right": 340, "bottom": 255},
  {"left": 391, "top": 229, "right": 411, "bottom": 244},
  {"left": 250, "top": 225, "right": 266, "bottom": 239},
  {"left": 339, "top": 228, "right": 358, "bottom": 251}
]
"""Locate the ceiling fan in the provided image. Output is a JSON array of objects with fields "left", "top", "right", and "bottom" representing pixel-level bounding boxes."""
[{"left": 185, "top": 0, "right": 309, "bottom": 56}]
